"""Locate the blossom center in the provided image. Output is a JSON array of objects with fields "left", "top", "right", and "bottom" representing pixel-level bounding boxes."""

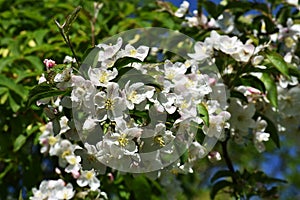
[
  {"left": 48, "top": 136, "right": 57, "bottom": 146},
  {"left": 154, "top": 135, "right": 165, "bottom": 147},
  {"left": 128, "top": 91, "right": 137, "bottom": 102},
  {"left": 85, "top": 171, "right": 94, "bottom": 180},
  {"left": 105, "top": 99, "right": 114, "bottom": 110},
  {"left": 62, "top": 150, "right": 71, "bottom": 158},
  {"left": 69, "top": 157, "right": 77, "bottom": 165},
  {"left": 99, "top": 71, "right": 108, "bottom": 83},
  {"left": 130, "top": 49, "right": 137, "bottom": 56},
  {"left": 118, "top": 134, "right": 129, "bottom": 147}
]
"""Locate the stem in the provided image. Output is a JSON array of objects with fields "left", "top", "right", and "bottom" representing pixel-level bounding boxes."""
[
  {"left": 90, "top": 20, "right": 95, "bottom": 47},
  {"left": 55, "top": 20, "right": 80, "bottom": 67},
  {"left": 221, "top": 133, "right": 241, "bottom": 199},
  {"left": 221, "top": 139, "right": 235, "bottom": 174},
  {"left": 222, "top": 129, "right": 236, "bottom": 176},
  {"left": 66, "top": 35, "right": 80, "bottom": 67}
]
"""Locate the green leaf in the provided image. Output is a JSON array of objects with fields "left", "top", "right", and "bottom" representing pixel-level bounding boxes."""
[
  {"left": 0, "top": 87, "right": 8, "bottom": 96},
  {"left": 287, "top": 63, "right": 300, "bottom": 79},
  {"left": 0, "top": 56, "right": 15, "bottom": 73},
  {"left": 13, "top": 134, "right": 27, "bottom": 152},
  {"left": 253, "top": 15, "right": 276, "bottom": 34},
  {"left": 197, "top": 103, "right": 209, "bottom": 126},
  {"left": 276, "top": 5, "right": 292, "bottom": 24},
  {"left": 235, "top": 75, "right": 266, "bottom": 93},
  {"left": 114, "top": 67, "right": 163, "bottom": 90},
  {"left": 202, "top": 1, "right": 223, "bottom": 19},
  {"left": 0, "top": 74, "right": 27, "bottom": 100},
  {"left": 25, "top": 55, "right": 44, "bottom": 72},
  {"left": 0, "top": 163, "right": 13, "bottom": 179},
  {"left": 265, "top": 51, "right": 290, "bottom": 78},
  {"left": 33, "top": 29, "right": 49, "bottom": 46},
  {"left": 131, "top": 176, "right": 151, "bottom": 200},
  {"left": 18, "top": 189, "right": 24, "bottom": 200},
  {"left": 52, "top": 118, "right": 61, "bottom": 135},
  {"left": 252, "top": 171, "right": 287, "bottom": 184},
  {"left": 261, "top": 73, "right": 278, "bottom": 108},
  {"left": 82, "top": 47, "right": 99, "bottom": 68},
  {"left": 225, "top": 1, "right": 251, "bottom": 13},
  {"left": 230, "top": 90, "right": 248, "bottom": 103},
  {"left": 251, "top": 2, "right": 269, "bottom": 14},
  {"left": 210, "top": 180, "right": 233, "bottom": 199},
  {"left": 113, "top": 57, "right": 142, "bottom": 70},
  {"left": 8, "top": 92, "right": 20, "bottom": 112},
  {"left": 0, "top": 92, "right": 9, "bottom": 104},
  {"left": 211, "top": 170, "right": 235, "bottom": 183},
  {"left": 27, "top": 83, "right": 68, "bottom": 106}
]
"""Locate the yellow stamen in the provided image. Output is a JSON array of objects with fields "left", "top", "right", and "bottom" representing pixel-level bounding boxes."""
[
  {"left": 154, "top": 135, "right": 165, "bottom": 147},
  {"left": 118, "top": 134, "right": 129, "bottom": 147}
]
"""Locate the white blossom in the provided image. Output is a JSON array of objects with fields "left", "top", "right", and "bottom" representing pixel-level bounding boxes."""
[
  {"left": 188, "top": 41, "right": 212, "bottom": 61},
  {"left": 55, "top": 183, "right": 75, "bottom": 200},
  {"left": 88, "top": 67, "right": 118, "bottom": 87},
  {"left": 71, "top": 75, "right": 97, "bottom": 110},
  {"left": 174, "top": 1, "right": 189, "bottom": 18},
  {"left": 96, "top": 37, "right": 122, "bottom": 62},
  {"left": 94, "top": 82, "right": 126, "bottom": 120},
  {"left": 65, "top": 155, "right": 81, "bottom": 173},
  {"left": 118, "top": 44, "right": 150, "bottom": 61},
  {"left": 228, "top": 98, "right": 256, "bottom": 134},
  {"left": 77, "top": 169, "right": 100, "bottom": 191},
  {"left": 123, "top": 81, "right": 154, "bottom": 110}
]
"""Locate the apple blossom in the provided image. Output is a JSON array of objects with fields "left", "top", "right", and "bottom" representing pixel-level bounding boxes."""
[{"left": 77, "top": 169, "right": 101, "bottom": 191}]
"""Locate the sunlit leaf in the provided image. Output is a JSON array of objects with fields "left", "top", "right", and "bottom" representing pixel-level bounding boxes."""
[
  {"left": 13, "top": 134, "right": 27, "bottom": 152},
  {"left": 261, "top": 73, "right": 278, "bottom": 108},
  {"left": 265, "top": 50, "right": 290, "bottom": 78}
]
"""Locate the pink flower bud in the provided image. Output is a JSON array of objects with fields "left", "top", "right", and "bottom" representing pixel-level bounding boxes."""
[
  {"left": 43, "top": 59, "right": 56, "bottom": 68},
  {"left": 107, "top": 173, "right": 114, "bottom": 182},
  {"left": 72, "top": 170, "right": 80, "bottom": 179}
]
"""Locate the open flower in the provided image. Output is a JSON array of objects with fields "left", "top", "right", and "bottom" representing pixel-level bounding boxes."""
[
  {"left": 88, "top": 67, "right": 118, "bottom": 87},
  {"left": 65, "top": 155, "right": 81, "bottom": 174},
  {"left": 77, "top": 169, "right": 100, "bottom": 191},
  {"left": 218, "top": 35, "right": 242, "bottom": 55},
  {"left": 188, "top": 41, "right": 212, "bottom": 61},
  {"left": 118, "top": 44, "right": 150, "bottom": 61},
  {"left": 107, "top": 118, "right": 142, "bottom": 157},
  {"left": 228, "top": 98, "right": 256, "bottom": 134},
  {"left": 55, "top": 183, "right": 75, "bottom": 200},
  {"left": 123, "top": 81, "right": 154, "bottom": 110},
  {"left": 96, "top": 37, "right": 122, "bottom": 62},
  {"left": 94, "top": 82, "right": 126, "bottom": 121},
  {"left": 71, "top": 75, "right": 97, "bottom": 110}
]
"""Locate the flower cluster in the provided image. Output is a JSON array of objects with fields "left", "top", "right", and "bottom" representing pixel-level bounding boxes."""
[
  {"left": 30, "top": 7, "right": 300, "bottom": 195},
  {"left": 31, "top": 179, "right": 75, "bottom": 200},
  {"left": 188, "top": 30, "right": 255, "bottom": 63},
  {"left": 70, "top": 36, "right": 230, "bottom": 173},
  {"left": 31, "top": 31, "right": 234, "bottom": 197}
]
